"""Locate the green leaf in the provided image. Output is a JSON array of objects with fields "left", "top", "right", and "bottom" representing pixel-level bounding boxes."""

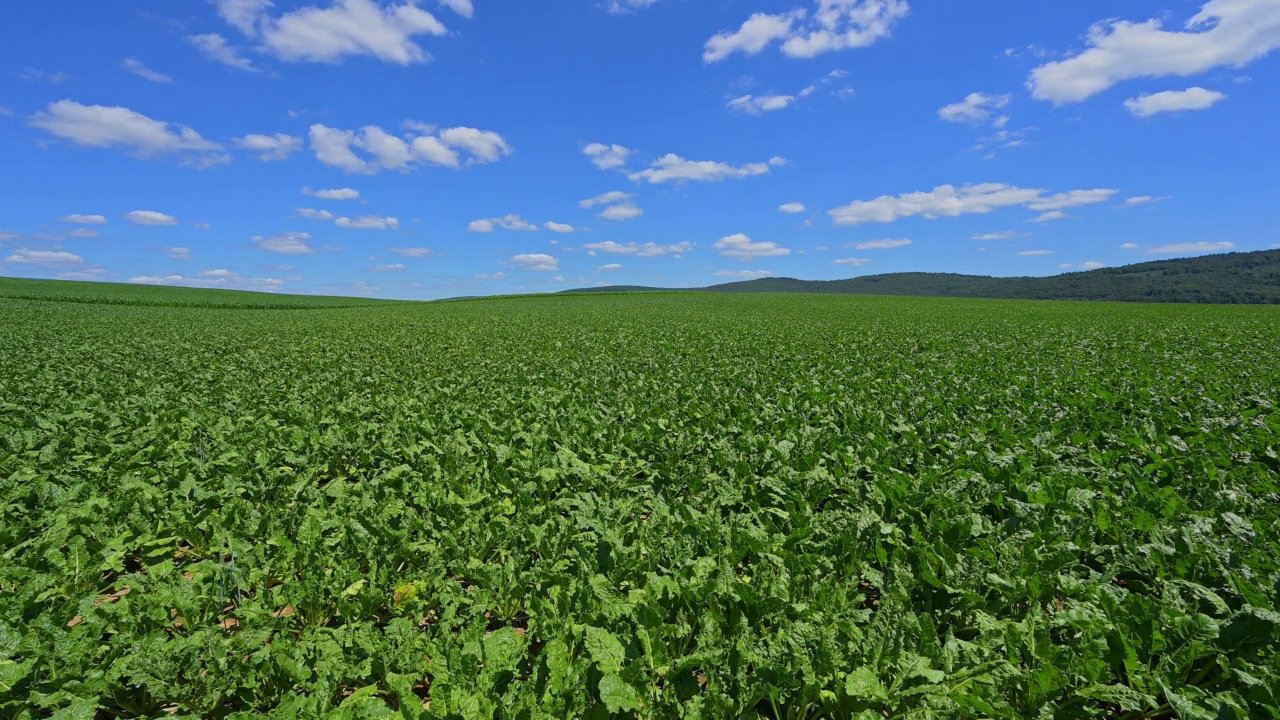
[
  {"left": 1077, "top": 684, "right": 1156, "bottom": 712},
  {"left": 584, "top": 626, "right": 626, "bottom": 675},
  {"left": 845, "top": 667, "right": 888, "bottom": 702},
  {"left": 598, "top": 674, "right": 642, "bottom": 713}
]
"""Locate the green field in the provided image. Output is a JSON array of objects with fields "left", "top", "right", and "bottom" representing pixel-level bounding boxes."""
[{"left": 2, "top": 284, "right": 1279, "bottom": 718}]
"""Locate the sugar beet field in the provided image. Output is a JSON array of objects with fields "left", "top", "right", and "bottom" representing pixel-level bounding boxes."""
[{"left": 2, "top": 285, "right": 1279, "bottom": 719}]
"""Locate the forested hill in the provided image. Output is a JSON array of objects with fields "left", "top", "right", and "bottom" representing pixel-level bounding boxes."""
[{"left": 563, "top": 249, "right": 1280, "bottom": 304}]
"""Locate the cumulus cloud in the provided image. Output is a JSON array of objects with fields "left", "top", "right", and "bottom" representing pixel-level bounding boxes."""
[
  {"left": 236, "top": 132, "right": 303, "bottom": 160},
  {"left": 853, "top": 238, "right": 911, "bottom": 250},
  {"left": 370, "top": 263, "right": 406, "bottom": 271},
  {"left": 511, "top": 253, "right": 559, "bottom": 271},
  {"left": 1028, "top": 0, "right": 1280, "bottom": 104},
  {"left": 391, "top": 247, "right": 432, "bottom": 257},
  {"left": 439, "top": 0, "right": 473, "bottom": 18},
  {"left": 296, "top": 208, "right": 335, "bottom": 221},
  {"left": 60, "top": 214, "right": 107, "bottom": 225},
  {"left": 828, "top": 183, "right": 1116, "bottom": 226},
  {"left": 1145, "top": 241, "right": 1235, "bottom": 254},
  {"left": 972, "top": 231, "right": 1029, "bottom": 241},
  {"left": 4, "top": 249, "right": 85, "bottom": 266},
  {"left": 253, "top": 231, "right": 316, "bottom": 254},
  {"left": 714, "top": 269, "right": 776, "bottom": 279},
  {"left": 1061, "top": 261, "right": 1106, "bottom": 270},
  {"left": 213, "top": 0, "right": 450, "bottom": 65},
  {"left": 607, "top": 0, "right": 661, "bottom": 14},
  {"left": 545, "top": 221, "right": 576, "bottom": 233},
  {"left": 29, "top": 100, "right": 228, "bottom": 167},
  {"left": 779, "top": 202, "right": 807, "bottom": 213},
  {"left": 1029, "top": 211, "right": 1067, "bottom": 223},
  {"left": 309, "top": 122, "right": 510, "bottom": 174},
  {"left": 713, "top": 233, "right": 791, "bottom": 260},
  {"left": 126, "top": 210, "right": 179, "bottom": 226},
  {"left": 629, "top": 154, "right": 773, "bottom": 184},
  {"left": 704, "top": 0, "right": 909, "bottom": 63},
  {"left": 597, "top": 263, "right": 624, "bottom": 271},
  {"left": 336, "top": 215, "right": 399, "bottom": 230},
  {"left": 834, "top": 257, "right": 873, "bottom": 266},
  {"left": 167, "top": 247, "right": 193, "bottom": 261},
  {"left": 938, "top": 92, "right": 1010, "bottom": 124},
  {"left": 727, "top": 86, "right": 815, "bottom": 114},
  {"left": 584, "top": 241, "right": 693, "bottom": 257},
  {"left": 1017, "top": 249, "right": 1055, "bottom": 256},
  {"left": 188, "top": 34, "right": 259, "bottom": 72},
  {"left": 597, "top": 203, "right": 643, "bottom": 221},
  {"left": 304, "top": 187, "right": 361, "bottom": 200},
  {"left": 67, "top": 228, "right": 101, "bottom": 239},
  {"left": 1123, "top": 195, "right": 1167, "bottom": 207},
  {"left": 583, "top": 143, "right": 632, "bottom": 170},
  {"left": 468, "top": 214, "right": 537, "bottom": 232},
  {"left": 122, "top": 58, "right": 173, "bottom": 83},
  {"left": 475, "top": 271, "right": 506, "bottom": 280},
  {"left": 579, "top": 191, "right": 642, "bottom": 221},
  {"left": 1124, "top": 87, "right": 1226, "bottom": 117},
  {"left": 130, "top": 269, "right": 286, "bottom": 292},
  {"left": 580, "top": 191, "right": 632, "bottom": 208}
]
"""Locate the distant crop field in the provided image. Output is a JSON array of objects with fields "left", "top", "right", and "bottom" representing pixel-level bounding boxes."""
[{"left": 2, "top": 286, "right": 1278, "bottom": 718}]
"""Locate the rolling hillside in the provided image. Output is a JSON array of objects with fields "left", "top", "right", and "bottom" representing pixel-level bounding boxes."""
[{"left": 564, "top": 249, "right": 1280, "bottom": 304}]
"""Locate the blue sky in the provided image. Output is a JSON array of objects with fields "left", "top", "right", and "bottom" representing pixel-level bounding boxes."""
[{"left": 1, "top": 0, "right": 1278, "bottom": 299}]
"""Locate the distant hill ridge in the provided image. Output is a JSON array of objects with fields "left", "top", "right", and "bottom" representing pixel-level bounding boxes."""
[{"left": 563, "top": 249, "right": 1280, "bottom": 304}]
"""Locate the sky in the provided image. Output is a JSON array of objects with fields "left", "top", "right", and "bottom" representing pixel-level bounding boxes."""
[{"left": 1, "top": 0, "right": 1278, "bottom": 299}]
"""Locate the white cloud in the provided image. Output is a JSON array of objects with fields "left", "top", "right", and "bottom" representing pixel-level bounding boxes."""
[
  {"left": 1017, "top": 249, "right": 1055, "bottom": 256},
  {"left": 1028, "top": 189, "right": 1118, "bottom": 211},
  {"left": 193, "top": 223, "right": 212, "bottom": 230},
  {"left": 728, "top": 90, "right": 811, "bottom": 114},
  {"left": 972, "top": 231, "right": 1028, "bottom": 241},
  {"left": 309, "top": 123, "right": 509, "bottom": 174},
  {"left": 236, "top": 132, "right": 303, "bottom": 160},
  {"left": 580, "top": 191, "right": 633, "bottom": 208},
  {"left": 853, "top": 238, "right": 911, "bottom": 250},
  {"left": 1146, "top": 242, "right": 1235, "bottom": 254},
  {"left": 0, "top": 231, "right": 22, "bottom": 242},
  {"left": 217, "top": 0, "right": 450, "bottom": 65},
  {"left": 468, "top": 214, "right": 536, "bottom": 233},
  {"left": 1061, "top": 260, "right": 1106, "bottom": 270},
  {"left": 4, "top": 249, "right": 85, "bottom": 266},
  {"left": 714, "top": 269, "right": 776, "bottom": 279},
  {"left": 439, "top": 0, "right": 473, "bottom": 18},
  {"left": 167, "top": 247, "right": 193, "bottom": 261},
  {"left": 938, "top": 92, "right": 1010, "bottom": 124},
  {"left": 779, "top": 202, "right": 807, "bottom": 213},
  {"left": 336, "top": 215, "right": 399, "bottom": 230},
  {"left": 511, "top": 253, "right": 559, "bottom": 271},
  {"left": 60, "top": 214, "right": 107, "bottom": 225},
  {"left": 597, "top": 263, "right": 624, "bottom": 271},
  {"left": 704, "top": 0, "right": 909, "bottom": 63},
  {"left": 304, "top": 187, "right": 361, "bottom": 200},
  {"left": 188, "top": 34, "right": 259, "bottom": 72},
  {"left": 629, "top": 154, "right": 772, "bottom": 184},
  {"left": 598, "top": 203, "right": 643, "bottom": 221},
  {"left": 370, "top": 263, "right": 406, "bottom": 271},
  {"left": 126, "top": 210, "right": 179, "bottom": 226},
  {"left": 584, "top": 241, "right": 692, "bottom": 257},
  {"left": 1028, "top": 0, "right": 1280, "bottom": 104},
  {"left": 29, "top": 100, "right": 228, "bottom": 167},
  {"left": 130, "top": 269, "right": 286, "bottom": 292},
  {"left": 834, "top": 257, "right": 873, "bottom": 266},
  {"left": 828, "top": 183, "right": 1115, "bottom": 226},
  {"left": 296, "top": 208, "right": 335, "bottom": 221},
  {"left": 713, "top": 233, "right": 791, "bottom": 260},
  {"left": 545, "top": 221, "right": 576, "bottom": 233},
  {"left": 67, "top": 228, "right": 101, "bottom": 239},
  {"left": 1124, "top": 87, "right": 1226, "bottom": 117},
  {"left": 769, "top": 156, "right": 789, "bottom": 167},
  {"left": 583, "top": 143, "right": 631, "bottom": 170},
  {"left": 391, "top": 247, "right": 432, "bottom": 257},
  {"left": 0, "top": 106, "right": 12, "bottom": 117},
  {"left": 123, "top": 58, "right": 173, "bottom": 83},
  {"left": 475, "top": 271, "right": 506, "bottom": 280},
  {"left": 253, "top": 231, "right": 316, "bottom": 254},
  {"left": 1030, "top": 211, "right": 1067, "bottom": 223},
  {"left": 607, "top": 0, "right": 661, "bottom": 14},
  {"left": 1120, "top": 243, "right": 1142, "bottom": 250}
]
